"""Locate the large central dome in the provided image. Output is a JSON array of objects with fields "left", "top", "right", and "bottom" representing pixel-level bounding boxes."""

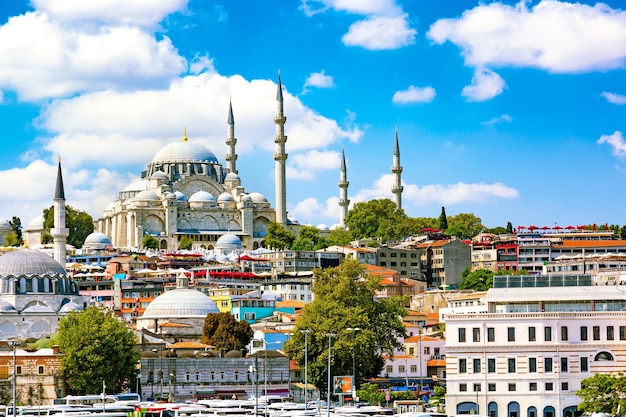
[
  {"left": 0, "top": 250, "right": 66, "bottom": 277},
  {"left": 151, "top": 137, "right": 219, "bottom": 165}
]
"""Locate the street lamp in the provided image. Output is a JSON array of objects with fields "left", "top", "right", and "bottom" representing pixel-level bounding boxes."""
[
  {"left": 346, "top": 328, "right": 360, "bottom": 398},
  {"left": 324, "top": 333, "right": 336, "bottom": 417},
  {"left": 300, "top": 330, "right": 311, "bottom": 408},
  {"left": 9, "top": 339, "right": 19, "bottom": 417}
]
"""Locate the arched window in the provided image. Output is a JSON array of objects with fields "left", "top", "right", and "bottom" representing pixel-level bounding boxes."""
[
  {"left": 508, "top": 401, "right": 520, "bottom": 417},
  {"left": 234, "top": 370, "right": 239, "bottom": 381},
  {"left": 220, "top": 370, "right": 225, "bottom": 380},
  {"left": 594, "top": 351, "right": 614, "bottom": 361},
  {"left": 543, "top": 406, "right": 555, "bottom": 417},
  {"left": 528, "top": 406, "right": 537, "bottom": 417}
]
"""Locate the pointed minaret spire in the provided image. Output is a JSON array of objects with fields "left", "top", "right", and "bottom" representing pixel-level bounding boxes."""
[
  {"left": 338, "top": 147, "right": 350, "bottom": 228},
  {"left": 225, "top": 98, "right": 238, "bottom": 174},
  {"left": 274, "top": 70, "right": 288, "bottom": 225},
  {"left": 51, "top": 157, "right": 69, "bottom": 268},
  {"left": 391, "top": 127, "right": 404, "bottom": 210}
]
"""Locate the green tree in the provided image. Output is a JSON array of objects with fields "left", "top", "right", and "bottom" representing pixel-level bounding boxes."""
[
  {"left": 357, "top": 382, "right": 385, "bottom": 405},
  {"left": 484, "top": 226, "right": 508, "bottom": 235},
  {"left": 577, "top": 373, "right": 626, "bottom": 415},
  {"left": 43, "top": 206, "right": 94, "bottom": 248},
  {"left": 178, "top": 236, "right": 193, "bottom": 250},
  {"left": 506, "top": 221, "right": 513, "bottom": 234},
  {"left": 201, "top": 312, "right": 253, "bottom": 351},
  {"left": 460, "top": 268, "right": 494, "bottom": 291},
  {"left": 405, "top": 217, "right": 437, "bottom": 234},
  {"left": 437, "top": 207, "right": 448, "bottom": 231},
  {"left": 142, "top": 235, "right": 158, "bottom": 249},
  {"left": 265, "top": 222, "right": 295, "bottom": 250},
  {"left": 8, "top": 217, "right": 22, "bottom": 246},
  {"left": 284, "top": 258, "right": 407, "bottom": 392},
  {"left": 345, "top": 199, "right": 410, "bottom": 242},
  {"left": 325, "top": 228, "right": 352, "bottom": 247},
  {"left": 57, "top": 307, "right": 140, "bottom": 394},
  {"left": 4, "top": 232, "right": 21, "bottom": 247},
  {"left": 446, "top": 213, "right": 484, "bottom": 239}
]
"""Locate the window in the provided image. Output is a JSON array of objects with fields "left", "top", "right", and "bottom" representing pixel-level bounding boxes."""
[
  {"left": 386, "top": 365, "right": 392, "bottom": 373},
  {"left": 425, "top": 347, "right": 431, "bottom": 355},
  {"left": 460, "top": 384, "right": 467, "bottom": 392},
  {"left": 545, "top": 357, "right": 553, "bottom": 372},
  {"left": 508, "top": 358, "right": 516, "bottom": 373},
  {"left": 529, "top": 357, "right": 537, "bottom": 373},
  {"left": 16, "top": 366, "right": 21, "bottom": 375},
  {"left": 473, "top": 358, "right": 481, "bottom": 373},
  {"left": 410, "top": 365, "right": 417, "bottom": 373},
  {"left": 244, "top": 312, "right": 256, "bottom": 320},
  {"left": 508, "top": 383, "right": 516, "bottom": 391},
  {"left": 529, "top": 382, "right": 537, "bottom": 391},
  {"left": 561, "top": 326, "right": 568, "bottom": 341},
  {"left": 561, "top": 382, "right": 569, "bottom": 391},
  {"left": 459, "top": 328, "right": 466, "bottom": 343},
  {"left": 399, "top": 365, "right": 405, "bottom": 373},
  {"left": 528, "top": 327, "right": 536, "bottom": 342},
  {"left": 487, "top": 327, "right": 495, "bottom": 342},
  {"left": 473, "top": 384, "right": 481, "bottom": 392},
  {"left": 545, "top": 327, "right": 552, "bottom": 341},
  {"left": 581, "top": 326, "right": 588, "bottom": 341},
  {"left": 459, "top": 359, "right": 467, "bottom": 373},
  {"left": 488, "top": 383, "right": 496, "bottom": 392},
  {"left": 409, "top": 347, "right": 415, "bottom": 355},
  {"left": 488, "top": 358, "right": 496, "bottom": 373},
  {"left": 473, "top": 327, "right": 480, "bottom": 342},
  {"left": 508, "top": 327, "right": 515, "bottom": 342},
  {"left": 607, "top": 326, "right": 614, "bottom": 341},
  {"left": 581, "top": 357, "right": 588, "bottom": 372},
  {"left": 38, "top": 366, "right": 44, "bottom": 374},
  {"left": 560, "top": 357, "right": 568, "bottom": 372},
  {"left": 593, "top": 326, "right": 600, "bottom": 340},
  {"left": 545, "top": 382, "right": 554, "bottom": 391},
  {"left": 620, "top": 326, "right": 626, "bottom": 341}
]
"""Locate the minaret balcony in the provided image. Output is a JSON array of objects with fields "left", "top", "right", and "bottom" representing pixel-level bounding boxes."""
[
  {"left": 274, "top": 153, "right": 288, "bottom": 161},
  {"left": 392, "top": 185, "right": 404, "bottom": 193}
]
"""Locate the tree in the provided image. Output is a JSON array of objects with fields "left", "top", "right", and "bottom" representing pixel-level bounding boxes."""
[
  {"left": 446, "top": 213, "right": 484, "bottom": 239},
  {"left": 459, "top": 268, "right": 493, "bottom": 291},
  {"left": 438, "top": 207, "right": 448, "bottom": 231},
  {"left": 8, "top": 217, "right": 22, "bottom": 246},
  {"left": 265, "top": 222, "right": 295, "bottom": 250},
  {"left": 4, "top": 232, "right": 21, "bottom": 247},
  {"left": 57, "top": 307, "right": 140, "bottom": 394},
  {"left": 577, "top": 373, "right": 626, "bottom": 415},
  {"left": 292, "top": 225, "right": 329, "bottom": 250},
  {"left": 43, "top": 205, "right": 94, "bottom": 248},
  {"left": 142, "top": 235, "right": 158, "bottom": 249},
  {"left": 201, "top": 312, "right": 253, "bottom": 351},
  {"left": 178, "top": 236, "right": 193, "bottom": 250},
  {"left": 357, "top": 382, "right": 385, "bottom": 405},
  {"left": 345, "top": 199, "right": 410, "bottom": 242},
  {"left": 284, "top": 258, "right": 407, "bottom": 392},
  {"left": 325, "top": 228, "right": 352, "bottom": 247},
  {"left": 506, "top": 221, "right": 513, "bottom": 234},
  {"left": 405, "top": 217, "right": 438, "bottom": 234}
]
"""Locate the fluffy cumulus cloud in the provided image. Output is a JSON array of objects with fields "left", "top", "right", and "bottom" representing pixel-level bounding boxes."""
[
  {"left": 289, "top": 196, "right": 340, "bottom": 227},
  {"left": 300, "top": 0, "right": 401, "bottom": 17},
  {"left": 598, "top": 131, "right": 626, "bottom": 157},
  {"left": 303, "top": 71, "right": 335, "bottom": 90},
  {"left": 289, "top": 150, "right": 342, "bottom": 180},
  {"left": 601, "top": 92, "right": 626, "bottom": 105},
  {"left": 392, "top": 85, "right": 436, "bottom": 105},
  {"left": 462, "top": 68, "right": 506, "bottom": 101},
  {"left": 427, "top": 0, "right": 626, "bottom": 73}
]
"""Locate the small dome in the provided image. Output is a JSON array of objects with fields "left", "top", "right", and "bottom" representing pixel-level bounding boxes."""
[
  {"left": 84, "top": 232, "right": 112, "bottom": 246},
  {"left": 317, "top": 224, "right": 329, "bottom": 231},
  {"left": 134, "top": 190, "right": 160, "bottom": 201},
  {"left": 0, "top": 250, "right": 66, "bottom": 277},
  {"left": 26, "top": 216, "right": 44, "bottom": 231},
  {"left": 104, "top": 202, "right": 115, "bottom": 212},
  {"left": 150, "top": 171, "right": 168, "bottom": 180},
  {"left": 217, "top": 192, "right": 234, "bottom": 203},
  {"left": 224, "top": 350, "right": 242, "bottom": 358},
  {"left": 287, "top": 216, "right": 299, "bottom": 225},
  {"left": 0, "top": 219, "right": 11, "bottom": 230},
  {"left": 22, "top": 302, "right": 55, "bottom": 314},
  {"left": 249, "top": 192, "right": 268, "bottom": 203},
  {"left": 189, "top": 191, "right": 216, "bottom": 203},
  {"left": 225, "top": 172, "right": 240, "bottom": 181},
  {"left": 141, "top": 288, "right": 219, "bottom": 319},
  {"left": 331, "top": 223, "right": 345, "bottom": 230},
  {"left": 241, "top": 194, "right": 252, "bottom": 202},
  {"left": 0, "top": 300, "right": 16, "bottom": 312},
  {"left": 123, "top": 179, "right": 149, "bottom": 192},
  {"left": 151, "top": 140, "right": 219, "bottom": 165},
  {"left": 173, "top": 191, "right": 187, "bottom": 202},
  {"left": 59, "top": 301, "right": 82, "bottom": 313},
  {"left": 215, "top": 233, "right": 242, "bottom": 250}
]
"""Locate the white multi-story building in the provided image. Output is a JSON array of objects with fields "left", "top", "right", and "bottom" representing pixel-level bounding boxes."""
[{"left": 445, "top": 274, "right": 626, "bottom": 417}]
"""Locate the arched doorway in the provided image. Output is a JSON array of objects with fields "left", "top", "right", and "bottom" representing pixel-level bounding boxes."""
[
  {"left": 488, "top": 401, "right": 498, "bottom": 417},
  {"left": 528, "top": 406, "right": 537, "bottom": 417},
  {"left": 562, "top": 406, "right": 579, "bottom": 417},
  {"left": 543, "top": 406, "right": 556, "bottom": 417},
  {"left": 508, "top": 402, "right": 520, "bottom": 417},
  {"left": 457, "top": 401, "right": 479, "bottom": 414}
]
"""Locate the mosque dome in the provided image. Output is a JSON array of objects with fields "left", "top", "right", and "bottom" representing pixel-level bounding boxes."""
[
  {"left": 151, "top": 139, "right": 219, "bottom": 165},
  {"left": 317, "top": 224, "right": 329, "bottom": 231},
  {"left": 215, "top": 233, "right": 242, "bottom": 250},
  {"left": 134, "top": 190, "right": 160, "bottom": 201},
  {"left": 173, "top": 191, "right": 187, "bottom": 202},
  {"left": 141, "top": 287, "right": 219, "bottom": 319},
  {"left": 0, "top": 219, "right": 11, "bottom": 230},
  {"left": 217, "top": 192, "right": 234, "bottom": 203},
  {"left": 104, "top": 202, "right": 115, "bottom": 212},
  {"left": 83, "top": 232, "right": 112, "bottom": 250},
  {"left": 225, "top": 172, "right": 240, "bottom": 181},
  {"left": 0, "top": 250, "right": 66, "bottom": 277},
  {"left": 241, "top": 194, "right": 252, "bottom": 202},
  {"left": 189, "top": 191, "right": 216, "bottom": 203},
  {"left": 25, "top": 216, "right": 44, "bottom": 231},
  {"left": 123, "top": 179, "right": 149, "bottom": 192},
  {"left": 59, "top": 301, "right": 82, "bottom": 313},
  {"left": 249, "top": 192, "right": 268, "bottom": 203}
]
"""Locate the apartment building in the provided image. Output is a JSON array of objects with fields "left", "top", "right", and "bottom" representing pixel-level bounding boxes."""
[
  {"left": 445, "top": 274, "right": 626, "bottom": 417},
  {"left": 414, "top": 239, "right": 471, "bottom": 287}
]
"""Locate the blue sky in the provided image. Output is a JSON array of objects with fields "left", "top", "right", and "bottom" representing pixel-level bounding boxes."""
[{"left": 0, "top": 0, "right": 626, "bottom": 231}]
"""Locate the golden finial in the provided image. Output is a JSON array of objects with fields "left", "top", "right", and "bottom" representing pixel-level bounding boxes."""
[{"left": 182, "top": 127, "right": 188, "bottom": 142}]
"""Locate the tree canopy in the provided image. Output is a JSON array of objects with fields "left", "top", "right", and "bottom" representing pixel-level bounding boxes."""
[
  {"left": 283, "top": 258, "right": 407, "bottom": 392},
  {"left": 43, "top": 205, "right": 94, "bottom": 248},
  {"left": 201, "top": 312, "right": 254, "bottom": 351},
  {"left": 438, "top": 207, "right": 448, "bottom": 231},
  {"left": 460, "top": 268, "right": 494, "bottom": 291},
  {"left": 345, "top": 199, "right": 412, "bottom": 242},
  {"left": 178, "top": 236, "right": 193, "bottom": 250},
  {"left": 446, "top": 213, "right": 484, "bottom": 239},
  {"left": 577, "top": 373, "right": 626, "bottom": 415},
  {"left": 57, "top": 307, "right": 140, "bottom": 394},
  {"left": 265, "top": 222, "right": 295, "bottom": 250}
]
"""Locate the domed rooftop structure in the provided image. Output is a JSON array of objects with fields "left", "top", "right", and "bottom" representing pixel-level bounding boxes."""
[
  {"left": 317, "top": 224, "right": 329, "bottom": 231},
  {"left": 59, "top": 301, "right": 82, "bottom": 313},
  {"left": 0, "top": 250, "right": 66, "bottom": 277},
  {"left": 141, "top": 277, "right": 219, "bottom": 320},
  {"left": 122, "top": 179, "right": 148, "bottom": 192},
  {"left": 249, "top": 192, "right": 268, "bottom": 203},
  {"left": 150, "top": 171, "right": 168, "bottom": 180},
  {"left": 217, "top": 192, "right": 234, "bottom": 203},
  {"left": 134, "top": 190, "right": 160, "bottom": 201},
  {"left": 151, "top": 137, "right": 219, "bottom": 165},
  {"left": 0, "top": 300, "right": 16, "bottom": 312},
  {"left": 25, "top": 216, "right": 44, "bottom": 231},
  {"left": 0, "top": 219, "right": 11, "bottom": 230},
  {"left": 83, "top": 232, "right": 112, "bottom": 250},
  {"left": 189, "top": 191, "right": 216, "bottom": 202},
  {"left": 173, "top": 191, "right": 187, "bottom": 202},
  {"left": 225, "top": 172, "right": 240, "bottom": 181},
  {"left": 215, "top": 233, "right": 242, "bottom": 250}
]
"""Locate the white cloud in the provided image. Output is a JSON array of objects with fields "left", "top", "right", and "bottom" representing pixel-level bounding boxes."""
[
  {"left": 482, "top": 114, "right": 513, "bottom": 127},
  {"left": 0, "top": 11, "right": 185, "bottom": 100},
  {"left": 289, "top": 196, "right": 339, "bottom": 225},
  {"left": 462, "top": 68, "right": 506, "bottom": 101},
  {"left": 392, "top": 85, "right": 436, "bottom": 105},
  {"left": 31, "top": 0, "right": 188, "bottom": 26},
  {"left": 601, "top": 92, "right": 626, "bottom": 105},
  {"left": 598, "top": 131, "right": 626, "bottom": 157},
  {"left": 342, "top": 14, "right": 416, "bottom": 50},
  {"left": 300, "top": 0, "right": 401, "bottom": 17},
  {"left": 291, "top": 150, "right": 341, "bottom": 171},
  {"left": 427, "top": 0, "right": 626, "bottom": 73},
  {"left": 303, "top": 71, "right": 335, "bottom": 90}
]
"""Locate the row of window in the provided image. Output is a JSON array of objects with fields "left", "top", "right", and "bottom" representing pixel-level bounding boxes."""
[
  {"left": 458, "top": 356, "right": 588, "bottom": 374},
  {"left": 379, "top": 262, "right": 418, "bottom": 267},
  {"left": 379, "top": 252, "right": 418, "bottom": 258},
  {"left": 459, "top": 381, "right": 570, "bottom": 393},
  {"left": 458, "top": 325, "right": 626, "bottom": 343}
]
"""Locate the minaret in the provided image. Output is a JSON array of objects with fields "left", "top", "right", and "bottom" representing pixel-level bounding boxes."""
[
  {"left": 51, "top": 158, "right": 69, "bottom": 268},
  {"left": 225, "top": 98, "right": 238, "bottom": 174},
  {"left": 338, "top": 147, "right": 350, "bottom": 228},
  {"left": 391, "top": 127, "right": 404, "bottom": 210},
  {"left": 274, "top": 71, "right": 288, "bottom": 225}
]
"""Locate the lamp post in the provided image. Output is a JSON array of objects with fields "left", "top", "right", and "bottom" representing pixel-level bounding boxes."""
[
  {"left": 323, "top": 333, "right": 336, "bottom": 417},
  {"left": 346, "top": 328, "right": 360, "bottom": 399},
  {"left": 9, "top": 340, "right": 18, "bottom": 417},
  {"left": 300, "top": 330, "right": 311, "bottom": 407}
]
